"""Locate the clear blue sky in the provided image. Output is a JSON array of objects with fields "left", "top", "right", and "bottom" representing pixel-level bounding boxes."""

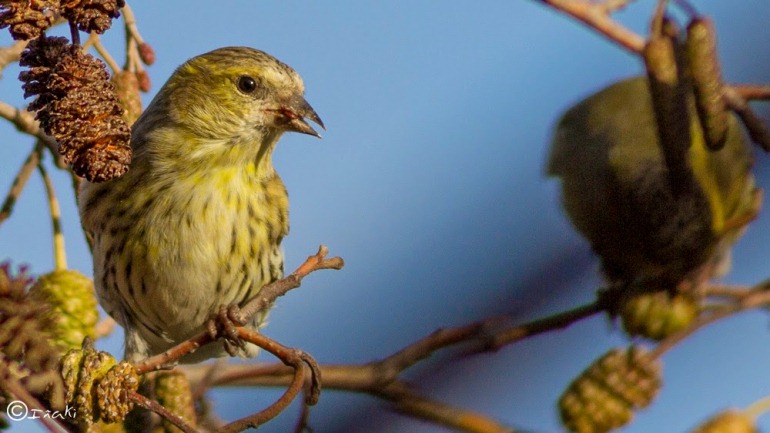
[{"left": 2, "top": 1, "right": 770, "bottom": 432}]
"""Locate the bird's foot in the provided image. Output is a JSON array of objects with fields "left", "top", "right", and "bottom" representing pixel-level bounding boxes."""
[{"left": 208, "top": 304, "right": 248, "bottom": 356}]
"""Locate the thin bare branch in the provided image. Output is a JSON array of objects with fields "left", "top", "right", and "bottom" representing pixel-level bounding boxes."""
[
  {"left": 184, "top": 301, "right": 605, "bottom": 392},
  {"left": 127, "top": 390, "right": 199, "bottom": 433},
  {"left": 0, "top": 40, "right": 27, "bottom": 76},
  {"left": 37, "top": 160, "right": 67, "bottom": 271},
  {"left": 122, "top": 3, "right": 147, "bottom": 45},
  {"left": 723, "top": 86, "right": 770, "bottom": 151},
  {"left": 376, "top": 382, "right": 516, "bottom": 433},
  {"left": 94, "top": 316, "right": 117, "bottom": 339},
  {"left": 181, "top": 300, "right": 603, "bottom": 433},
  {"left": 650, "top": 0, "right": 669, "bottom": 37},
  {"left": 0, "top": 144, "right": 41, "bottom": 226},
  {"left": 89, "top": 34, "right": 121, "bottom": 73},
  {"left": 217, "top": 354, "right": 306, "bottom": 433},
  {"left": 238, "top": 245, "right": 344, "bottom": 321},
  {"left": 0, "top": 360, "right": 68, "bottom": 433},
  {"left": 134, "top": 331, "right": 212, "bottom": 375},
  {"left": 0, "top": 101, "right": 59, "bottom": 155},
  {"left": 184, "top": 362, "right": 518, "bottom": 433},
  {"left": 653, "top": 279, "right": 770, "bottom": 357},
  {"left": 291, "top": 390, "right": 313, "bottom": 433},
  {"left": 599, "top": 0, "right": 636, "bottom": 13},
  {"left": 732, "top": 84, "right": 770, "bottom": 101},
  {"left": 489, "top": 300, "right": 603, "bottom": 349},
  {"left": 535, "top": 0, "right": 645, "bottom": 53},
  {"left": 236, "top": 327, "right": 321, "bottom": 404},
  {"left": 135, "top": 246, "right": 342, "bottom": 374}
]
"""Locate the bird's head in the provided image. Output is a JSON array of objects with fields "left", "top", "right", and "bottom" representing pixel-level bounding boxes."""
[{"left": 134, "top": 47, "right": 323, "bottom": 167}]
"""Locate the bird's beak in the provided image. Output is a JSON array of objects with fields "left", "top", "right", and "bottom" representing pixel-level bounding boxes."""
[{"left": 272, "top": 95, "right": 325, "bottom": 138}]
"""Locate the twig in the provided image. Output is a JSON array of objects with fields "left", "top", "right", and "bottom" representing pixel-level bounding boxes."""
[
  {"left": 0, "top": 144, "right": 41, "bottom": 226},
  {"left": 651, "top": 303, "right": 739, "bottom": 358},
  {"left": 122, "top": 3, "right": 147, "bottom": 45},
  {"left": 123, "top": 3, "right": 143, "bottom": 73},
  {"left": 68, "top": 21, "right": 80, "bottom": 46},
  {"left": 650, "top": 0, "right": 669, "bottom": 36},
  {"left": 0, "top": 361, "right": 67, "bottom": 433},
  {"left": 745, "top": 395, "right": 770, "bottom": 420},
  {"left": 488, "top": 300, "right": 603, "bottom": 349},
  {"left": 89, "top": 33, "right": 121, "bottom": 73},
  {"left": 185, "top": 363, "right": 517, "bottom": 433},
  {"left": 37, "top": 160, "right": 67, "bottom": 271},
  {"left": 177, "top": 281, "right": 770, "bottom": 433},
  {"left": 158, "top": 328, "right": 320, "bottom": 433},
  {"left": 0, "top": 40, "right": 27, "bottom": 76},
  {"left": 235, "top": 327, "right": 322, "bottom": 404},
  {"left": 133, "top": 331, "right": 212, "bottom": 375},
  {"left": 94, "top": 316, "right": 117, "bottom": 339},
  {"left": 127, "top": 390, "right": 199, "bottom": 433},
  {"left": 125, "top": 31, "right": 140, "bottom": 72},
  {"left": 0, "top": 101, "right": 60, "bottom": 162},
  {"left": 217, "top": 333, "right": 309, "bottom": 433},
  {"left": 190, "top": 359, "right": 225, "bottom": 401},
  {"left": 218, "top": 370, "right": 304, "bottom": 433},
  {"left": 535, "top": 0, "right": 645, "bottom": 53},
  {"left": 703, "top": 284, "right": 753, "bottom": 299},
  {"left": 652, "top": 279, "right": 770, "bottom": 358},
  {"left": 182, "top": 300, "right": 603, "bottom": 433},
  {"left": 81, "top": 32, "right": 96, "bottom": 52},
  {"left": 70, "top": 170, "right": 94, "bottom": 254},
  {"left": 184, "top": 302, "right": 605, "bottom": 391},
  {"left": 599, "top": 0, "right": 636, "bottom": 13},
  {"left": 731, "top": 84, "right": 770, "bottom": 101},
  {"left": 376, "top": 382, "right": 516, "bottom": 433},
  {"left": 534, "top": 0, "right": 770, "bottom": 123},
  {"left": 238, "top": 245, "right": 343, "bottom": 322},
  {"left": 723, "top": 86, "right": 770, "bottom": 151},
  {"left": 134, "top": 246, "right": 342, "bottom": 374},
  {"left": 291, "top": 389, "right": 313, "bottom": 433}
]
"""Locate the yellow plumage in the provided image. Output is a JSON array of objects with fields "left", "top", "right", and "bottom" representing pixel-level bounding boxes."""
[{"left": 79, "top": 47, "right": 323, "bottom": 362}]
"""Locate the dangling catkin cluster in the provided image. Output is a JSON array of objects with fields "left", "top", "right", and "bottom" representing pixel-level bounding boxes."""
[
  {"left": 559, "top": 346, "right": 662, "bottom": 433},
  {"left": 0, "top": 0, "right": 57, "bottom": 40},
  {"left": 19, "top": 36, "right": 131, "bottom": 182},
  {"left": 61, "top": 0, "right": 125, "bottom": 34},
  {"left": 0, "top": 262, "right": 60, "bottom": 374},
  {"left": 0, "top": 0, "right": 124, "bottom": 40}
]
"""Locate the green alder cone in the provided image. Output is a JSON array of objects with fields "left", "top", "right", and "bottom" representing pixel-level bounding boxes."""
[
  {"left": 559, "top": 346, "right": 662, "bottom": 433},
  {"left": 29, "top": 269, "right": 99, "bottom": 352},
  {"left": 153, "top": 371, "right": 197, "bottom": 433},
  {"left": 620, "top": 292, "right": 699, "bottom": 341}
]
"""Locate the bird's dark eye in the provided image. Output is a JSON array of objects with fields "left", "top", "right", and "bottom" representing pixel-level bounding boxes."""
[{"left": 237, "top": 76, "right": 258, "bottom": 93}]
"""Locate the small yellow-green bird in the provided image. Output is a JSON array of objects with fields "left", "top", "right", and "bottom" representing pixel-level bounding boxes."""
[
  {"left": 79, "top": 47, "right": 323, "bottom": 362},
  {"left": 548, "top": 76, "right": 759, "bottom": 290}
]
